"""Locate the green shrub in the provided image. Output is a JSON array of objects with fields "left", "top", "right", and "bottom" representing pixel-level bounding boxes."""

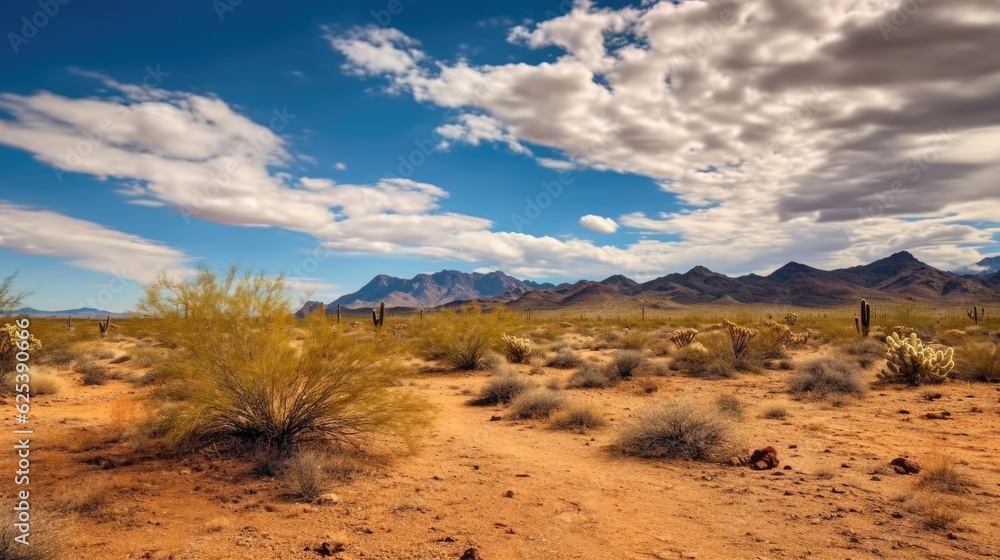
[
  {"left": 550, "top": 404, "right": 606, "bottom": 430},
  {"left": 471, "top": 374, "right": 532, "bottom": 406},
  {"left": 566, "top": 363, "right": 617, "bottom": 388},
  {"left": 137, "top": 267, "right": 431, "bottom": 458},
  {"left": 789, "top": 358, "right": 867, "bottom": 399},
  {"left": 614, "top": 400, "right": 738, "bottom": 461},
  {"left": 509, "top": 388, "right": 566, "bottom": 419},
  {"left": 40, "top": 348, "right": 75, "bottom": 367},
  {"left": 415, "top": 303, "right": 511, "bottom": 370}
]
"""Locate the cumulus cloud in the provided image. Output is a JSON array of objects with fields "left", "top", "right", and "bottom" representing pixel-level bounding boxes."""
[
  {"left": 333, "top": 162, "right": 347, "bottom": 170},
  {"left": 328, "top": 0, "right": 1000, "bottom": 273},
  {"left": 579, "top": 214, "right": 619, "bottom": 233},
  {"left": 0, "top": 202, "right": 192, "bottom": 283}
]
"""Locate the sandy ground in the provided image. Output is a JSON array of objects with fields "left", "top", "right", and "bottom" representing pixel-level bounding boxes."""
[{"left": 3, "top": 342, "right": 1000, "bottom": 560}]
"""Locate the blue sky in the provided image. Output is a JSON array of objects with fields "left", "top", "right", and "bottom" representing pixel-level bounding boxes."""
[{"left": 1, "top": 0, "right": 998, "bottom": 311}]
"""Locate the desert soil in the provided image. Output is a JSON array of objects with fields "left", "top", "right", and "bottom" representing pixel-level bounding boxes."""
[{"left": 3, "top": 341, "right": 1000, "bottom": 560}]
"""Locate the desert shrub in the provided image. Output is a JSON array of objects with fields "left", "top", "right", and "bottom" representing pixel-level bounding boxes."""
[
  {"left": 916, "top": 459, "right": 977, "bottom": 494},
  {"left": 617, "top": 329, "right": 649, "bottom": 350},
  {"left": 1, "top": 323, "right": 42, "bottom": 376},
  {"left": 94, "top": 349, "right": 116, "bottom": 360},
  {"left": 955, "top": 342, "right": 1000, "bottom": 382},
  {"left": 0, "top": 272, "right": 28, "bottom": 315},
  {"left": 471, "top": 374, "right": 532, "bottom": 406},
  {"left": 566, "top": 363, "right": 617, "bottom": 388},
  {"left": 840, "top": 339, "right": 884, "bottom": 369},
  {"left": 789, "top": 358, "right": 867, "bottom": 399},
  {"left": 110, "top": 354, "right": 131, "bottom": 364},
  {"left": 751, "top": 325, "right": 789, "bottom": 360},
  {"left": 608, "top": 350, "right": 644, "bottom": 378},
  {"left": 501, "top": 334, "right": 533, "bottom": 364},
  {"left": 550, "top": 404, "right": 606, "bottom": 430},
  {"left": 715, "top": 394, "right": 744, "bottom": 419},
  {"left": 546, "top": 348, "right": 583, "bottom": 369},
  {"left": 669, "top": 346, "right": 734, "bottom": 379},
  {"left": 761, "top": 403, "right": 788, "bottom": 419},
  {"left": 416, "top": 304, "right": 509, "bottom": 370},
  {"left": 40, "top": 348, "right": 75, "bottom": 367},
  {"left": 614, "top": 400, "right": 738, "bottom": 461},
  {"left": 284, "top": 450, "right": 328, "bottom": 501},
  {"left": 0, "top": 507, "right": 63, "bottom": 560},
  {"left": 528, "top": 356, "right": 545, "bottom": 375},
  {"left": 75, "top": 361, "right": 108, "bottom": 386},
  {"left": 28, "top": 371, "right": 62, "bottom": 396},
  {"left": 137, "top": 267, "right": 431, "bottom": 458},
  {"left": 480, "top": 351, "right": 506, "bottom": 372},
  {"left": 509, "top": 388, "right": 566, "bottom": 419}
]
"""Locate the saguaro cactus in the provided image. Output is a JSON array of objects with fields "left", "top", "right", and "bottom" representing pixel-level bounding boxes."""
[
  {"left": 855, "top": 299, "right": 871, "bottom": 338},
  {"left": 372, "top": 301, "right": 385, "bottom": 328},
  {"left": 336, "top": 304, "right": 342, "bottom": 323},
  {"left": 98, "top": 315, "right": 113, "bottom": 338},
  {"left": 967, "top": 306, "right": 979, "bottom": 324}
]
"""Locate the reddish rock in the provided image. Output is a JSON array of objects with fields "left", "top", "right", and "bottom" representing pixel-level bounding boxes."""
[
  {"left": 889, "top": 457, "right": 921, "bottom": 474},
  {"left": 728, "top": 455, "right": 749, "bottom": 467},
  {"left": 749, "top": 446, "right": 780, "bottom": 470}
]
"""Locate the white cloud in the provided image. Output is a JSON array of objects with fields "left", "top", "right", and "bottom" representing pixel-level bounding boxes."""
[
  {"left": 579, "top": 214, "right": 619, "bottom": 233},
  {"left": 0, "top": 202, "right": 192, "bottom": 283},
  {"left": 333, "top": 161, "right": 347, "bottom": 170},
  {"left": 327, "top": 0, "right": 1000, "bottom": 274}
]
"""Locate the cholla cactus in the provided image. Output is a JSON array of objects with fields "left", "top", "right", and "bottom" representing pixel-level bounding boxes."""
[
  {"left": 669, "top": 327, "right": 699, "bottom": 348},
  {"left": 501, "top": 334, "right": 533, "bottom": 364},
  {"left": 878, "top": 332, "right": 954, "bottom": 385},
  {"left": 1, "top": 323, "right": 42, "bottom": 374},
  {"left": 788, "top": 330, "right": 812, "bottom": 346},
  {"left": 723, "top": 320, "right": 758, "bottom": 359},
  {"left": 784, "top": 313, "right": 798, "bottom": 326}
]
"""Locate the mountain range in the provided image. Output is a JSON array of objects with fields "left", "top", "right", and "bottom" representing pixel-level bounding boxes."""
[
  {"left": 300, "top": 252, "right": 1000, "bottom": 315},
  {"left": 12, "top": 307, "right": 127, "bottom": 318}
]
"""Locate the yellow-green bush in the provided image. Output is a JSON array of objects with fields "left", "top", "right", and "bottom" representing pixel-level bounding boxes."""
[{"left": 137, "top": 267, "right": 431, "bottom": 457}]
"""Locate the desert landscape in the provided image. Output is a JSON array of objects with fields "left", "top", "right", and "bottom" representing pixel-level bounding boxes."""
[
  {"left": 3, "top": 256, "right": 1000, "bottom": 560},
  {"left": 3, "top": 0, "right": 1000, "bottom": 558}
]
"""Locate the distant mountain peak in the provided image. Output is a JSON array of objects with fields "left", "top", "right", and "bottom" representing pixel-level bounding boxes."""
[{"left": 331, "top": 269, "right": 536, "bottom": 309}]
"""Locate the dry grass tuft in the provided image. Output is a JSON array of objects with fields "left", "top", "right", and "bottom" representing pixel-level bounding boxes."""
[
  {"left": 614, "top": 400, "right": 739, "bottom": 461},
  {"left": 508, "top": 388, "right": 566, "bottom": 419},
  {"left": 566, "top": 363, "right": 617, "bottom": 389},
  {"left": 471, "top": 374, "right": 533, "bottom": 406},
  {"left": 284, "top": 450, "right": 329, "bottom": 501},
  {"left": 550, "top": 404, "right": 606, "bottom": 430},
  {"left": 789, "top": 358, "right": 867, "bottom": 399}
]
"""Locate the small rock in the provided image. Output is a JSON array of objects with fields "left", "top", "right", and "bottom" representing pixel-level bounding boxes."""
[
  {"left": 947, "top": 532, "right": 958, "bottom": 540},
  {"left": 783, "top": 465, "right": 792, "bottom": 470},
  {"left": 891, "top": 512, "right": 904, "bottom": 519},
  {"left": 503, "top": 490, "right": 515, "bottom": 498},
  {"left": 489, "top": 416, "right": 502, "bottom": 422},
  {"left": 749, "top": 447, "right": 780, "bottom": 470},
  {"left": 788, "top": 444, "right": 798, "bottom": 449},
  {"left": 889, "top": 457, "right": 921, "bottom": 474},
  {"left": 871, "top": 476, "right": 882, "bottom": 481},
  {"left": 924, "top": 411, "right": 952, "bottom": 420},
  {"left": 841, "top": 463, "right": 851, "bottom": 468},
  {"left": 460, "top": 548, "right": 480, "bottom": 560},
  {"left": 316, "top": 493, "right": 340, "bottom": 505},
  {"left": 898, "top": 409, "right": 910, "bottom": 414}
]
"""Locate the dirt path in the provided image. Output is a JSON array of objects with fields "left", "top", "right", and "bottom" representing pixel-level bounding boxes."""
[{"left": 3, "top": 351, "right": 1000, "bottom": 560}]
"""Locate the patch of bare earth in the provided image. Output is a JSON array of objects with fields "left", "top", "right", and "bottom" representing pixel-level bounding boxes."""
[{"left": 3, "top": 345, "right": 1000, "bottom": 559}]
